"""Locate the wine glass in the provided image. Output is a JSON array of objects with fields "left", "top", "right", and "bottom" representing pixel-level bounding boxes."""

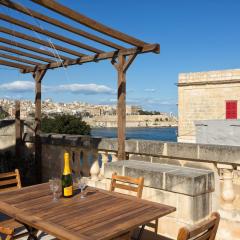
[
  {"left": 49, "top": 178, "right": 60, "bottom": 202},
  {"left": 74, "top": 176, "right": 86, "bottom": 199}
]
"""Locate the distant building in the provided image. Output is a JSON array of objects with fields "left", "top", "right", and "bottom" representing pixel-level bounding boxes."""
[{"left": 178, "top": 69, "right": 240, "bottom": 145}]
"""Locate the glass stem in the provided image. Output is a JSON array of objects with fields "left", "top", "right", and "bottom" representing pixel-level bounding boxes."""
[{"left": 53, "top": 192, "right": 57, "bottom": 200}]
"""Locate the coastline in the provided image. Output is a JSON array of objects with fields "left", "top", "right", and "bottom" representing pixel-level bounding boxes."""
[
  {"left": 91, "top": 126, "right": 178, "bottom": 142},
  {"left": 91, "top": 125, "right": 178, "bottom": 129}
]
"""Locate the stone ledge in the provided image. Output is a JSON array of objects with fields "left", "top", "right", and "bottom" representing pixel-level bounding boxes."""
[{"left": 104, "top": 160, "right": 214, "bottom": 196}]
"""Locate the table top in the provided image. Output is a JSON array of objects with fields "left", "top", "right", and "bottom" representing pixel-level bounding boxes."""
[{"left": 0, "top": 183, "right": 176, "bottom": 240}]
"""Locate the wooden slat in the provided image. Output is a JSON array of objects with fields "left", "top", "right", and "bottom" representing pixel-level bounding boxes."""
[
  {"left": 0, "top": 0, "right": 124, "bottom": 50},
  {"left": 30, "top": 0, "right": 148, "bottom": 47},
  {"left": 21, "top": 44, "right": 160, "bottom": 73},
  {"left": 16, "top": 213, "right": 92, "bottom": 240},
  {"left": 189, "top": 220, "right": 215, "bottom": 237},
  {"left": 111, "top": 174, "right": 142, "bottom": 185},
  {"left": 0, "top": 172, "right": 16, "bottom": 179},
  {"left": 0, "top": 45, "right": 55, "bottom": 63},
  {"left": 0, "top": 178, "right": 18, "bottom": 187},
  {"left": 177, "top": 212, "right": 220, "bottom": 240},
  {"left": 0, "top": 36, "right": 68, "bottom": 61},
  {"left": 0, "top": 184, "right": 175, "bottom": 240},
  {"left": 112, "top": 183, "right": 138, "bottom": 193},
  {"left": 110, "top": 173, "right": 144, "bottom": 202},
  {"left": 0, "top": 27, "right": 85, "bottom": 58},
  {"left": 0, "top": 53, "right": 39, "bottom": 66},
  {"left": 0, "top": 186, "right": 18, "bottom": 193},
  {"left": 195, "top": 231, "right": 211, "bottom": 240},
  {"left": 0, "top": 59, "right": 32, "bottom": 70},
  {"left": 0, "top": 13, "right": 104, "bottom": 54}
]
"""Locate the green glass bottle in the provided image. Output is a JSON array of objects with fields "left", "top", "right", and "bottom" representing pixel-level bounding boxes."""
[{"left": 62, "top": 152, "right": 73, "bottom": 198}]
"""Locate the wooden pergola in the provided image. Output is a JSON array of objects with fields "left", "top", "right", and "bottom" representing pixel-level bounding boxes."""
[{"left": 0, "top": 0, "right": 160, "bottom": 181}]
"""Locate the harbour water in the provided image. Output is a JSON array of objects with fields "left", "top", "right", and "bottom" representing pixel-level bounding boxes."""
[{"left": 91, "top": 127, "right": 177, "bottom": 142}]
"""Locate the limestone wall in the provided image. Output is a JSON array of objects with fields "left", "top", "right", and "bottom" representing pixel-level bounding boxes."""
[
  {"left": 196, "top": 120, "right": 240, "bottom": 146},
  {"left": 178, "top": 69, "right": 240, "bottom": 143}
]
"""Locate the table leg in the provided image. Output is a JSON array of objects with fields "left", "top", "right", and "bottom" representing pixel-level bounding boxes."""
[
  {"left": 24, "top": 224, "right": 38, "bottom": 240},
  {"left": 134, "top": 225, "right": 145, "bottom": 240}
]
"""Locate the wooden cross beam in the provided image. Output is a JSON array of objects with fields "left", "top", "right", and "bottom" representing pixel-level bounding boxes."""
[{"left": 21, "top": 44, "right": 160, "bottom": 73}]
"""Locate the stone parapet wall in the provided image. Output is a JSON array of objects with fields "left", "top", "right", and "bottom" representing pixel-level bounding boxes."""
[{"left": 23, "top": 133, "right": 240, "bottom": 166}]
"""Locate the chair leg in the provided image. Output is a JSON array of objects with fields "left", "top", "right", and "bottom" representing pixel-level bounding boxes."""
[
  {"left": 155, "top": 219, "right": 159, "bottom": 234},
  {"left": 6, "top": 235, "right": 13, "bottom": 240}
]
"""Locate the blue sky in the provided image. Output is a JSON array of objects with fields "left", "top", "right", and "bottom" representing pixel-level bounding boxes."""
[{"left": 0, "top": 0, "right": 240, "bottom": 115}]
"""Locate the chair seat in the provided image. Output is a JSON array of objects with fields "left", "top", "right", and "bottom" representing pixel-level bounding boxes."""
[{"left": 0, "top": 218, "right": 23, "bottom": 232}]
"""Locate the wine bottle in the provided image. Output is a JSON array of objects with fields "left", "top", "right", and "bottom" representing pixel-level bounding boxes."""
[{"left": 62, "top": 152, "right": 73, "bottom": 198}]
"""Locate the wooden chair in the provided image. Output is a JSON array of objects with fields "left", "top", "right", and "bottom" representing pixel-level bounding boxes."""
[
  {"left": 110, "top": 173, "right": 158, "bottom": 238},
  {"left": 0, "top": 169, "right": 38, "bottom": 240},
  {"left": 177, "top": 212, "right": 220, "bottom": 240},
  {"left": 110, "top": 172, "right": 144, "bottom": 198}
]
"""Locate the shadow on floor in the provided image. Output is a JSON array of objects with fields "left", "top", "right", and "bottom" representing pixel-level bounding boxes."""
[{"left": 133, "top": 229, "right": 173, "bottom": 240}]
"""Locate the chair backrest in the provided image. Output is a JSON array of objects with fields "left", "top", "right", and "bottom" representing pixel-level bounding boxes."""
[
  {"left": 0, "top": 169, "right": 21, "bottom": 192},
  {"left": 109, "top": 172, "right": 144, "bottom": 198},
  {"left": 177, "top": 212, "right": 220, "bottom": 240}
]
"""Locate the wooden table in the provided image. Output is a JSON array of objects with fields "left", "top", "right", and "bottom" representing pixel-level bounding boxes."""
[{"left": 0, "top": 183, "right": 176, "bottom": 240}]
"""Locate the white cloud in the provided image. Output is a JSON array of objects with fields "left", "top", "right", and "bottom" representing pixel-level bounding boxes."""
[
  {"left": 0, "top": 81, "right": 114, "bottom": 96},
  {"left": 56, "top": 83, "right": 114, "bottom": 95},
  {"left": 144, "top": 88, "right": 156, "bottom": 92},
  {"left": 0, "top": 81, "right": 34, "bottom": 92}
]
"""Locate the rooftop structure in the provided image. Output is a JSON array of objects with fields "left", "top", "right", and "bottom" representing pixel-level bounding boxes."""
[{"left": 0, "top": 0, "right": 159, "bottom": 181}]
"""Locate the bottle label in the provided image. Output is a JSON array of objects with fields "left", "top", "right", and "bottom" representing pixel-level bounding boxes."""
[{"left": 64, "top": 186, "right": 73, "bottom": 197}]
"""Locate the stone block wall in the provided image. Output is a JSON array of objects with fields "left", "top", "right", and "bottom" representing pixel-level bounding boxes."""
[{"left": 178, "top": 69, "right": 240, "bottom": 143}]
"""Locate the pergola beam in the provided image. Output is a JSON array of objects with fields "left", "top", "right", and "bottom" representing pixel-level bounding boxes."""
[
  {"left": 0, "top": 53, "right": 40, "bottom": 66},
  {"left": 0, "top": 0, "right": 124, "bottom": 50},
  {"left": 0, "top": 34, "right": 69, "bottom": 61},
  {"left": 0, "top": 45, "right": 54, "bottom": 63},
  {"left": 0, "top": 27, "right": 85, "bottom": 58},
  {"left": 21, "top": 44, "right": 160, "bottom": 73},
  {"left": 0, "top": 13, "right": 104, "bottom": 54},
  {"left": 0, "top": 59, "right": 29, "bottom": 69},
  {"left": 30, "top": 0, "right": 148, "bottom": 47},
  {"left": 123, "top": 54, "right": 138, "bottom": 73}
]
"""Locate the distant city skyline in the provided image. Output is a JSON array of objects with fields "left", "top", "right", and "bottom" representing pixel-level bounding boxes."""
[{"left": 0, "top": 1, "right": 240, "bottom": 114}]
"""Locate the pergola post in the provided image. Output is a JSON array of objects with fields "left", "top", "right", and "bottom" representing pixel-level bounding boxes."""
[
  {"left": 117, "top": 55, "right": 126, "bottom": 160},
  {"left": 15, "top": 100, "right": 21, "bottom": 157},
  {"left": 33, "top": 69, "right": 47, "bottom": 183}
]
